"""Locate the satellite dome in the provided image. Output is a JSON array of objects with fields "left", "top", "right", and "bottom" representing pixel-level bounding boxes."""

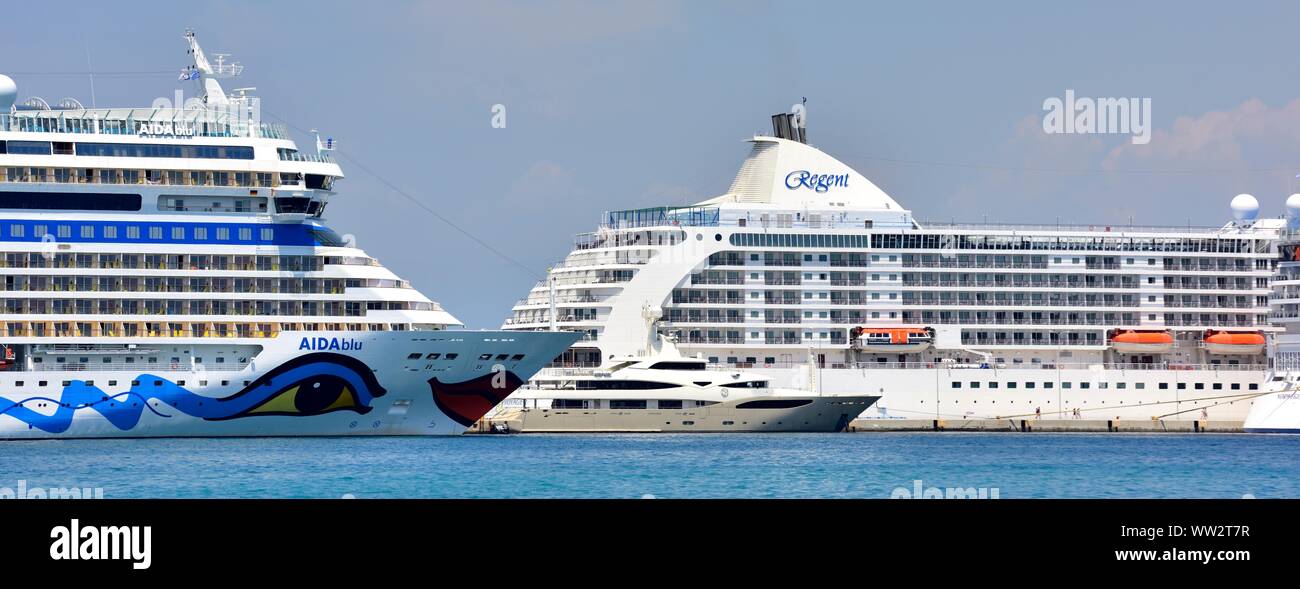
[
  {"left": 0, "top": 74, "right": 16, "bottom": 111},
  {"left": 1287, "top": 194, "right": 1300, "bottom": 218},
  {"left": 1230, "top": 193, "right": 1259, "bottom": 223},
  {"left": 1286, "top": 194, "right": 1300, "bottom": 229}
]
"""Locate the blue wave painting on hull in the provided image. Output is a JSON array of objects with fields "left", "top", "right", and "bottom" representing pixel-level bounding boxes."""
[{"left": 0, "top": 353, "right": 386, "bottom": 434}]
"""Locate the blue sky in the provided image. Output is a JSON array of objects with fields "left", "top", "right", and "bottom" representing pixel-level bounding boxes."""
[{"left": 5, "top": 1, "right": 1300, "bottom": 327}]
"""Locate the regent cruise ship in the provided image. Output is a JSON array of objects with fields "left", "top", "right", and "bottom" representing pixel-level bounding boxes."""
[
  {"left": 505, "top": 110, "right": 1282, "bottom": 423},
  {"left": 0, "top": 32, "right": 578, "bottom": 438}
]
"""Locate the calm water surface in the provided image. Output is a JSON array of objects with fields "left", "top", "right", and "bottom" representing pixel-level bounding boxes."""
[{"left": 2, "top": 433, "right": 1297, "bottom": 498}]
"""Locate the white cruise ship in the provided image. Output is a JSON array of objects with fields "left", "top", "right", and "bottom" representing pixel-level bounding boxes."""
[
  {"left": 1244, "top": 200, "right": 1300, "bottom": 432},
  {"left": 0, "top": 31, "right": 578, "bottom": 438},
  {"left": 504, "top": 109, "right": 1282, "bottom": 423}
]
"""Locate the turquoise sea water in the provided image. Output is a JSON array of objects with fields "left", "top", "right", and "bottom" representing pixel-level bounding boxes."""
[{"left": 2, "top": 433, "right": 1298, "bottom": 499}]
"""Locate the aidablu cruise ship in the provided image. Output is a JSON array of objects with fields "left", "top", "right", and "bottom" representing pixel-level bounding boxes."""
[
  {"left": 0, "top": 31, "right": 579, "bottom": 438},
  {"left": 504, "top": 109, "right": 1282, "bottom": 423}
]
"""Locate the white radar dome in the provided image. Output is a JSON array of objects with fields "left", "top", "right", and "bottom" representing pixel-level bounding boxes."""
[
  {"left": 0, "top": 74, "right": 16, "bottom": 111},
  {"left": 1230, "top": 193, "right": 1259, "bottom": 223},
  {"left": 1287, "top": 193, "right": 1300, "bottom": 218}
]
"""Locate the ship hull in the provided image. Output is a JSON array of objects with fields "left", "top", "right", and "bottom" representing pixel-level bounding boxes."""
[
  {"left": 0, "top": 330, "right": 578, "bottom": 439},
  {"left": 496, "top": 394, "right": 878, "bottom": 433},
  {"left": 736, "top": 366, "right": 1266, "bottom": 422},
  {"left": 1243, "top": 384, "right": 1300, "bottom": 433}
]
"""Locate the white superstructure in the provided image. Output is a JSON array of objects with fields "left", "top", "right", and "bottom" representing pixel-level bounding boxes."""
[
  {"left": 0, "top": 31, "right": 578, "bottom": 438},
  {"left": 505, "top": 110, "right": 1281, "bottom": 422},
  {"left": 1244, "top": 204, "right": 1300, "bottom": 432}
]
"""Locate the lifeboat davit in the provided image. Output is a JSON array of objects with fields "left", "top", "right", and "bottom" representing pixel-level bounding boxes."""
[
  {"left": 852, "top": 327, "right": 934, "bottom": 353},
  {"left": 1110, "top": 330, "right": 1174, "bottom": 354},
  {"left": 1203, "top": 331, "right": 1266, "bottom": 355}
]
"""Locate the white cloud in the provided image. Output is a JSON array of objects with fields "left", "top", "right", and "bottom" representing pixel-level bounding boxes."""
[
  {"left": 503, "top": 160, "right": 577, "bottom": 213},
  {"left": 926, "top": 98, "right": 1300, "bottom": 226},
  {"left": 1104, "top": 97, "right": 1300, "bottom": 172}
]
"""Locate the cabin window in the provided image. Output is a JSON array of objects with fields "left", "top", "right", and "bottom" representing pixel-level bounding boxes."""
[
  {"left": 649, "top": 361, "right": 705, "bottom": 370},
  {"left": 575, "top": 380, "right": 675, "bottom": 390},
  {"left": 736, "top": 399, "right": 813, "bottom": 409}
]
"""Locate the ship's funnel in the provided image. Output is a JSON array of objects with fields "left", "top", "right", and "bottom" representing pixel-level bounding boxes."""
[
  {"left": 770, "top": 111, "right": 806, "bottom": 144},
  {"left": 771, "top": 113, "right": 795, "bottom": 141}
]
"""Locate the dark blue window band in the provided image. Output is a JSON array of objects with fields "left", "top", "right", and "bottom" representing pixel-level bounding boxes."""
[{"left": 0, "top": 218, "right": 333, "bottom": 247}]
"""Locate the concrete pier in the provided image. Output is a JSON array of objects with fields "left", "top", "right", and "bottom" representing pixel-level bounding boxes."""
[{"left": 848, "top": 418, "right": 1243, "bottom": 433}]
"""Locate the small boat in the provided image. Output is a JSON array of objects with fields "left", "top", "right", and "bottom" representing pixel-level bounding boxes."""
[
  {"left": 1203, "top": 330, "right": 1266, "bottom": 355},
  {"left": 851, "top": 327, "right": 934, "bottom": 353},
  {"left": 1110, "top": 330, "right": 1174, "bottom": 354}
]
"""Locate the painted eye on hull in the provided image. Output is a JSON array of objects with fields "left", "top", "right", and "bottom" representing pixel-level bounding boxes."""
[
  {"left": 242, "top": 375, "right": 365, "bottom": 417},
  {"left": 206, "top": 353, "right": 386, "bottom": 421},
  {"left": 1, "top": 353, "right": 387, "bottom": 433}
]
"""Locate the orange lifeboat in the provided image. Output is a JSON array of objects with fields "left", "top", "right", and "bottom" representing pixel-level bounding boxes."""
[
  {"left": 1203, "top": 331, "right": 1266, "bottom": 355},
  {"left": 1110, "top": 330, "right": 1174, "bottom": 354},
  {"left": 851, "top": 327, "right": 934, "bottom": 353}
]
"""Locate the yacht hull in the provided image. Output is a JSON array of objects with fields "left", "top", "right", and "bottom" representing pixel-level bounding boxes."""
[{"left": 496, "top": 394, "right": 878, "bottom": 433}]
